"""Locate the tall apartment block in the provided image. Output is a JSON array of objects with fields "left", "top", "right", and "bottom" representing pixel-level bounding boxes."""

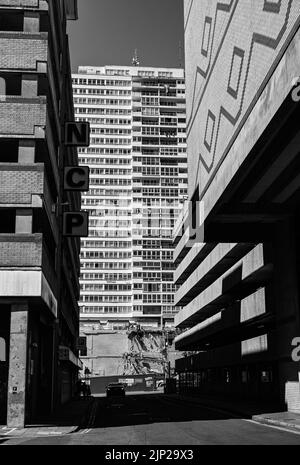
[
  {"left": 0, "top": 0, "right": 82, "bottom": 427},
  {"left": 72, "top": 66, "right": 188, "bottom": 333}
]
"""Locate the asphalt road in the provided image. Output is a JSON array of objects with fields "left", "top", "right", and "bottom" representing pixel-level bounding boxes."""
[{"left": 2, "top": 394, "right": 300, "bottom": 445}]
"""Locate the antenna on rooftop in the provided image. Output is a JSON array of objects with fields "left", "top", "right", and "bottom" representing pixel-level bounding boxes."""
[
  {"left": 132, "top": 49, "right": 140, "bottom": 66},
  {"left": 179, "top": 40, "right": 183, "bottom": 68}
]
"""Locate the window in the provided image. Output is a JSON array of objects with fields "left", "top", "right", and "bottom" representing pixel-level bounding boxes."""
[
  {"left": 0, "top": 337, "right": 6, "bottom": 362},
  {"left": 158, "top": 72, "right": 173, "bottom": 78},
  {"left": 138, "top": 71, "right": 155, "bottom": 77},
  {"left": 0, "top": 76, "right": 6, "bottom": 95},
  {"left": 241, "top": 370, "right": 248, "bottom": 383},
  {"left": 224, "top": 369, "right": 231, "bottom": 383},
  {"left": 0, "top": 12, "right": 23, "bottom": 31},
  {"left": 0, "top": 209, "right": 15, "bottom": 233},
  {"left": 261, "top": 368, "right": 272, "bottom": 383},
  {"left": 0, "top": 140, "right": 18, "bottom": 162}
]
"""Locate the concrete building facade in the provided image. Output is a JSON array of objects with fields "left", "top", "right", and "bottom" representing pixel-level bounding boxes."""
[
  {"left": 0, "top": 0, "right": 82, "bottom": 427},
  {"left": 72, "top": 65, "right": 188, "bottom": 334},
  {"left": 174, "top": 0, "right": 300, "bottom": 411}
]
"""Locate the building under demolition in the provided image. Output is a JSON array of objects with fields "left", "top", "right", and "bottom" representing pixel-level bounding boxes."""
[{"left": 79, "top": 323, "right": 179, "bottom": 391}]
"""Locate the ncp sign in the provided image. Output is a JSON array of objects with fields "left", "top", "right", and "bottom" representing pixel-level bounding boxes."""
[
  {"left": 63, "top": 211, "right": 89, "bottom": 237},
  {"left": 62, "top": 122, "right": 90, "bottom": 237},
  {"left": 64, "top": 166, "right": 89, "bottom": 191}
]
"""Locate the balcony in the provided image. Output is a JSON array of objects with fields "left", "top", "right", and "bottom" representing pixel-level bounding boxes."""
[
  {"left": 0, "top": 232, "right": 57, "bottom": 315},
  {"left": 0, "top": 95, "right": 46, "bottom": 137},
  {"left": 0, "top": 1, "right": 48, "bottom": 9},
  {"left": 0, "top": 163, "right": 44, "bottom": 206},
  {"left": 0, "top": 233, "right": 43, "bottom": 267},
  {"left": 0, "top": 233, "right": 56, "bottom": 286},
  {"left": 0, "top": 30, "right": 48, "bottom": 72},
  {"left": 59, "top": 346, "right": 82, "bottom": 370},
  {"left": 0, "top": 162, "right": 58, "bottom": 243}
]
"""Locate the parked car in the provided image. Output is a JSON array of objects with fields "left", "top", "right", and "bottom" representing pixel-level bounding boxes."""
[
  {"left": 156, "top": 380, "right": 165, "bottom": 389},
  {"left": 106, "top": 382, "right": 126, "bottom": 398}
]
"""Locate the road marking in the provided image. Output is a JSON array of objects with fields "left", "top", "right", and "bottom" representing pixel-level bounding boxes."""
[
  {"left": 3, "top": 428, "right": 16, "bottom": 436},
  {"left": 37, "top": 431, "right": 63, "bottom": 435},
  {"left": 243, "top": 418, "right": 300, "bottom": 435},
  {"left": 80, "top": 428, "right": 91, "bottom": 434},
  {"left": 86, "top": 400, "right": 98, "bottom": 429}
]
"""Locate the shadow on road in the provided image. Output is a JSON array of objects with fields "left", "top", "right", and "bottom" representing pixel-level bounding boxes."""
[{"left": 93, "top": 392, "right": 279, "bottom": 429}]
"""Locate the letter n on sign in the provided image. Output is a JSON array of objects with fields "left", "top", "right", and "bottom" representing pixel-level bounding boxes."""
[
  {"left": 64, "top": 122, "right": 90, "bottom": 146},
  {"left": 63, "top": 211, "right": 89, "bottom": 237}
]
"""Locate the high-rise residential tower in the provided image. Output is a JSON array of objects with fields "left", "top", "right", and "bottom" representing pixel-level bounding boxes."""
[{"left": 72, "top": 66, "right": 187, "bottom": 333}]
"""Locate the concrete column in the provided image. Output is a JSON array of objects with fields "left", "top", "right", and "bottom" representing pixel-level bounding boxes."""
[
  {"left": 0, "top": 76, "right": 6, "bottom": 95},
  {"left": 7, "top": 304, "right": 29, "bottom": 428},
  {"left": 23, "top": 12, "right": 40, "bottom": 33},
  {"left": 21, "top": 75, "right": 38, "bottom": 98},
  {"left": 15, "top": 209, "right": 32, "bottom": 234},
  {"left": 18, "top": 140, "right": 35, "bottom": 164}
]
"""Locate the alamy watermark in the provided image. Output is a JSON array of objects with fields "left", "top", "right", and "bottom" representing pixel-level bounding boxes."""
[
  {"left": 89, "top": 197, "right": 205, "bottom": 245},
  {"left": 291, "top": 337, "right": 300, "bottom": 362},
  {"left": 291, "top": 77, "right": 300, "bottom": 102}
]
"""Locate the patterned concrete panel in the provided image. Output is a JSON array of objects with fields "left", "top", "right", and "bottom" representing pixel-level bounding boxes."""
[{"left": 184, "top": 0, "right": 300, "bottom": 202}]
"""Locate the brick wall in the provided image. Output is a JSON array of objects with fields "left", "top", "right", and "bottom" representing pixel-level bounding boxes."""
[
  {"left": 0, "top": 98, "right": 46, "bottom": 135},
  {"left": 0, "top": 1, "right": 40, "bottom": 7},
  {"left": 0, "top": 165, "right": 44, "bottom": 204},
  {"left": 0, "top": 34, "right": 48, "bottom": 70},
  {"left": 0, "top": 233, "right": 42, "bottom": 266}
]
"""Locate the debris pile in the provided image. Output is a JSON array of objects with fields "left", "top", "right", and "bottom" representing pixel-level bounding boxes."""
[{"left": 121, "top": 324, "right": 168, "bottom": 375}]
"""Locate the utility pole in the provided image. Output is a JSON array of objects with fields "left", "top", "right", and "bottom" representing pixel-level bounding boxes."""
[
  {"left": 179, "top": 40, "right": 183, "bottom": 68},
  {"left": 91, "top": 333, "right": 94, "bottom": 377},
  {"left": 162, "top": 327, "right": 169, "bottom": 383}
]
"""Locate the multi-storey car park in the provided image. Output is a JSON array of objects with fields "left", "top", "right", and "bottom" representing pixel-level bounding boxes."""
[
  {"left": 173, "top": 0, "right": 300, "bottom": 412},
  {"left": 72, "top": 66, "right": 188, "bottom": 336}
]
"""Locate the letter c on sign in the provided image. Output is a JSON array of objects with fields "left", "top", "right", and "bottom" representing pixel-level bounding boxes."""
[
  {"left": 66, "top": 167, "right": 85, "bottom": 188},
  {"left": 64, "top": 166, "right": 89, "bottom": 191}
]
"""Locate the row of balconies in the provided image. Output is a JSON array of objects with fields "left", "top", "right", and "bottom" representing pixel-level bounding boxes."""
[{"left": 174, "top": 243, "right": 271, "bottom": 327}]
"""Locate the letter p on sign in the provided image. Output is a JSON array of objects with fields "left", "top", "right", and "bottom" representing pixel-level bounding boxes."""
[{"left": 63, "top": 211, "right": 89, "bottom": 237}]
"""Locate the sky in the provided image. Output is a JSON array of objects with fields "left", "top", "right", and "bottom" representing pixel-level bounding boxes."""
[{"left": 68, "top": 0, "right": 185, "bottom": 72}]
